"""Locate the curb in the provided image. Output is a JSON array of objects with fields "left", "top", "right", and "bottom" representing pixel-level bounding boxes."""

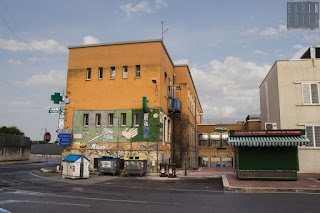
[{"left": 222, "top": 175, "right": 320, "bottom": 193}]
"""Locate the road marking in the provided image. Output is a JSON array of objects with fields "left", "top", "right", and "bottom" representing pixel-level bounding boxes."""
[
  {"left": 0, "top": 199, "right": 90, "bottom": 207},
  {"left": 5, "top": 188, "right": 181, "bottom": 205}
]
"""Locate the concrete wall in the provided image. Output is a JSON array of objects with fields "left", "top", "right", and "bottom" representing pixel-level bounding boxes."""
[
  {"left": 298, "top": 147, "right": 320, "bottom": 173},
  {"left": 0, "top": 133, "right": 31, "bottom": 161},
  {"left": 31, "top": 144, "right": 62, "bottom": 155}
]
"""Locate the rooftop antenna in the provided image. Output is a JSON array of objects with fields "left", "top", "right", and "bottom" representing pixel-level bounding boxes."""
[{"left": 161, "top": 21, "right": 168, "bottom": 40}]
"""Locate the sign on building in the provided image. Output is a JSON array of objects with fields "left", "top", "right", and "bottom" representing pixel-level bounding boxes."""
[{"left": 287, "top": 1, "right": 319, "bottom": 30}]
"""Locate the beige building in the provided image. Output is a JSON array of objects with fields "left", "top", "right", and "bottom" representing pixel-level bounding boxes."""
[{"left": 260, "top": 46, "right": 320, "bottom": 173}]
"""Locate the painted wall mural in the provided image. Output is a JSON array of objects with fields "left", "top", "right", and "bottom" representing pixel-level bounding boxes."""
[{"left": 72, "top": 109, "right": 161, "bottom": 145}]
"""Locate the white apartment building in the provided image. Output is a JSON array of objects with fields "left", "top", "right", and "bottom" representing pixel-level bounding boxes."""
[{"left": 260, "top": 46, "right": 320, "bottom": 173}]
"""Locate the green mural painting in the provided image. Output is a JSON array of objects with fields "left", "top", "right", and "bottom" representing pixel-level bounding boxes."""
[{"left": 72, "top": 109, "right": 162, "bottom": 143}]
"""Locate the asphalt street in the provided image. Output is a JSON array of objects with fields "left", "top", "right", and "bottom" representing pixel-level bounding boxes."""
[{"left": 0, "top": 159, "right": 320, "bottom": 213}]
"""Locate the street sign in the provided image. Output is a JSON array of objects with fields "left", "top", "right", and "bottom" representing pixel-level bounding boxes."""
[
  {"left": 44, "top": 132, "right": 51, "bottom": 143},
  {"left": 48, "top": 108, "right": 60, "bottom": 114},
  {"left": 58, "top": 129, "right": 72, "bottom": 146}
]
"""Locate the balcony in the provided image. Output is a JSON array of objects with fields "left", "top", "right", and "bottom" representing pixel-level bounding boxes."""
[{"left": 168, "top": 98, "right": 182, "bottom": 112}]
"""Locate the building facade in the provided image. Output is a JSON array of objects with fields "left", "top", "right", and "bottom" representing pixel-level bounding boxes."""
[
  {"left": 260, "top": 46, "right": 320, "bottom": 173},
  {"left": 197, "top": 115, "right": 261, "bottom": 168},
  {"left": 63, "top": 39, "right": 202, "bottom": 171}
]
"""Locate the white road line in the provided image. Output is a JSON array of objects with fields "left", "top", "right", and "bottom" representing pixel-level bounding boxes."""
[
  {"left": 5, "top": 188, "right": 181, "bottom": 205},
  {"left": 0, "top": 199, "right": 90, "bottom": 207}
]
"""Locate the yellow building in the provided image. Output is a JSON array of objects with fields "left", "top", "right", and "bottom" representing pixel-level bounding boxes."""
[{"left": 63, "top": 39, "right": 202, "bottom": 171}]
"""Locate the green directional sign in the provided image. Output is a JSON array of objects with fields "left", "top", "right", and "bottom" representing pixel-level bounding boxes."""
[
  {"left": 49, "top": 108, "right": 60, "bottom": 114},
  {"left": 51, "top": 92, "right": 62, "bottom": 104}
]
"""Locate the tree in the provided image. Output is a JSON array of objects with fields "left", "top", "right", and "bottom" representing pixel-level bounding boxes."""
[{"left": 0, "top": 126, "right": 24, "bottom": 136}]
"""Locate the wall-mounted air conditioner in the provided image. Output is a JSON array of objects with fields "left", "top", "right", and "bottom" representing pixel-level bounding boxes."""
[{"left": 265, "top": 122, "right": 277, "bottom": 130}]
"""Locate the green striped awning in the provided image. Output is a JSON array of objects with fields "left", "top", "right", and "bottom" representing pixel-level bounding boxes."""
[{"left": 228, "top": 136, "right": 309, "bottom": 147}]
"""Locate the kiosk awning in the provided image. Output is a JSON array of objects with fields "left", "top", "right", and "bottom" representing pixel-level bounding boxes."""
[{"left": 228, "top": 136, "right": 309, "bottom": 147}]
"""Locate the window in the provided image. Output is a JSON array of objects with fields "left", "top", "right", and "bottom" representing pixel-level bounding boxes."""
[
  {"left": 302, "top": 83, "right": 319, "bottom": 104},
  {"left": 83, "top": 114, "right": 89, "bottom": 126},
  {"left": 86, "top": 68, "right": 91, "bottom": 80},
  {"left": 110, "top": 67, "right": 115, "bottom": 79},
  {"left": 306, "top": 125, "right": 320, "bottom": 147},
  {"left": 133, "top": 113, "right": 140, "bottom": 126},
  {"left": 221, "top": 133, "right": 229, "bottom": 147},
  {"left": 210, "top": 133, "right": 221, "bottom": 147},
  {"left": 95, "top": 114, "right": 101, "bottom": 126},
  {"left": 123, "top": 66, "right": 128, "bottom": 79},
  {"left": 108, "top": 113, "right": 114, "bottom": 126},
  {"left": 135, "top": 65, "right": 140, "bottom": 78},
  {"left": 121, "top": 113, "right": 127, "bottom": 126},
  {"left": 98, "top": 67, "right": 103, "bottom": 79},
  {"left": 198, "top": 133, "right": 209, "bottom": 147}
]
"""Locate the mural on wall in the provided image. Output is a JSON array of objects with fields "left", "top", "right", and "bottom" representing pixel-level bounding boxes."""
[{"left": 72, "top": 109, "right": 161, "bottom": 144}]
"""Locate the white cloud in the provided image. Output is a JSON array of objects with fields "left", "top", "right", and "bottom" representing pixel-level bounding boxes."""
[
  {"left": 0, "top": 39, "right": 67, "bottom": 54},
  {"left": 241, "top": 27, "right": 259, "bottom": 36},
  {"left": 83, "top": 36, "right": 100, "bottom": 45},
  {"left": 174, "top": 59, "right": 189, "bottom": 65},
  {"left": 120, "top": 0, "right": 167, "bottom": 17},
  {"left": 252, "top": 50, "right": 268, "bottom": 55},
  {"left": 8, "top": 59, "right": 22, "bottom": 64},
  {"left": 190, "top": 57, "right": 271, "bottom": 120},
  {"left": 24, "top": 70, "right": 67, "bottom": 87},
  {"left": 260, "top": 24, "right": 287, "bottom": 37},
  {"left": 293, "top": 44, "right": 304, "bottom": 50},
  {"left": 302, "top": 34, "right": 320, "bottom": 43},
  {"left": 28, "top": 57, "right": 48, "bottom": 62}
]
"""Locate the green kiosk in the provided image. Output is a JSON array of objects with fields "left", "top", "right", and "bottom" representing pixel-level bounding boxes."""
[{"left": 228, "top": 129, "right": 309, "bottom": 180}]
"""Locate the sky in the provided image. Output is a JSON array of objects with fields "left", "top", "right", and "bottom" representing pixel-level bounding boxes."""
[{"left": 0, "top": 0, "right": 319, "bottom": 140}]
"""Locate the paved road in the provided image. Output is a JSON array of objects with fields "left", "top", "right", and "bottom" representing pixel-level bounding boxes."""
[{"left": 0, "top": 159, "right": 320, "bottom": 213}]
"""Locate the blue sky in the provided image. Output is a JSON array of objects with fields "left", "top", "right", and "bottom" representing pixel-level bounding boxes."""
[{"left": 0, "top": 0, "right": 319, "bottom": 140}]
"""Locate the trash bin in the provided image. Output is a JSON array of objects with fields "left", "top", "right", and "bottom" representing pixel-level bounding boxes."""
[
  {"left": 167, "top": 163, "right": 176, "bottom": 178},
  {"left": 124, "top": 156, "right": 147, "bottom": 177},
  {"left": 98, "top": 157, "right": 120, "bottom": 176},
  {"left": 62, "top": 155, "right": 90, "bottom": 179},
  {"left": 159, "top": 163, "right": 168, "bottom": 177}
]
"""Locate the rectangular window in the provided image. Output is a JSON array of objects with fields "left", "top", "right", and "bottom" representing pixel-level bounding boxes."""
[
  {"left": 86, "top": 68, "right": 91, "bottom": 80},
  {"left": 133, "top": 113, "right": 140, "bottom": 126},
  {"left": 121, "top": 113, "right": 127, "bottom": 126},
  {"left": 108, "top": 113, "right": 114, "bottom": 126},
  {"left": 306, "top": 125, "right": 320, "bottom": 147},
  {"left": 98, "top": 67, "right": 103, "bottom": 79},
  {"left": 123, "top": 66, "right": 128, "bottom": 79},
  {"left": 95, "top": 114, "right": 101, "bottom": 126},
  {"left": 135, "top": 65, "right": 140, "bottom": 78},
  {"left": 83, "top": 114, "right": 89, "bottom": 126},
  {"left": 302, "top": 83, "right": 319, "bottom": 104},
  {"left": 110, "top": 67, "right": 115, "bottom": 79}
]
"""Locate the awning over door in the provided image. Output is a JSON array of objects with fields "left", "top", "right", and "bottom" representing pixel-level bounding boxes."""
[{"left": 228, "top": 136, "right": 309, "bottom": 147}]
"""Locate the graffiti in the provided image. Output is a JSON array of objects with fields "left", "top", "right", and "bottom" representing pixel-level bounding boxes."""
[
  {"left": 121, "top": 128, "right": 138, "bottom": 139},
  {"left": 87, "top": 127, "right": 114, "bottom": 143},
  {"left": 138, "top": 142, "right": 158, "bottom": 151}
]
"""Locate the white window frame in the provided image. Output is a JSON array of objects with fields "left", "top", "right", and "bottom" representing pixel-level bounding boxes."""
[
  {"left": 98, "top": 67, "right": 103, "bottom": 79},
  {"left": 110, "top": 67, "right": 115, "bottom": 79},
  {"left": 83, "top": 114, "right": 89, "bottom": 126},
  {"left": 121, "top": 113, "right": 127, "bottom": 126},
  {"left": 133, "top": 113, "right": 140, "bottom": 126},
  {"left": 135, "top": 65, "right": 140, "bottom": 78},
  {"left": 306, "top": 125, "right": 320, "bottom": 147},
  {"left": 302, "top": 83, "right": 319, "bottom": 104},
  {"left": 86, "top": 68, "right": 91, "bottom": 80},
  {"left": 108, "top": 113, "right": 114, "bottom": 126},
  {"left": 95, "top": 113, "right": 101, "bottom": 126},
  {"left": 123, "top": 66, "right": 128, "bottom": 79}
]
